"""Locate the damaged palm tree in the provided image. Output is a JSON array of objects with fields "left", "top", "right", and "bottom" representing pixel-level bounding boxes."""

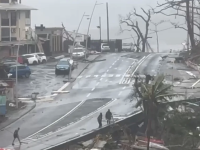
[{"left": 134, "top": 74, "right": 180, "bottom": 150}]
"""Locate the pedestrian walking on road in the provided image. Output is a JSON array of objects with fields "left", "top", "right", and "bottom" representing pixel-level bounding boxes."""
[
  {"left": 105, "top": 109, "right": 112, "bottom": 125},
  {"left": 12, "top": 128, "right": 21, "bottom": 145},
  {"left": 97, "top": 113, "right": 103, "bottom": 128}
]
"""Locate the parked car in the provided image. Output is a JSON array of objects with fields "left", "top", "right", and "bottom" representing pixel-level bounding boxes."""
[
  {"left": 2, "top": 61, "right": 21, "bottom": 73},
  {"left": 72, "top": 48, "right": 88, "bottom": 59},
  {"left": 101, "top": 43, "right": 110, "bottom": 52},
  {"left": 9, "top": 64, "right": 31, "bottom": 78},
  {"left": 33, "top": 53, "right": 47, "bottom": 63},
  {"left": 55, "top": 58, "right": 74, "bottom": 75},
  {"left": 22, "top": 54, "right": 39, "bottom": 65},
  {"left": 1, "top": 56, "right": 24, "bottom": 64}
]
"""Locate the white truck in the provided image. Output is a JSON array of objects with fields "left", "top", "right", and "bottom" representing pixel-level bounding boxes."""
[{"left": 122, "top": 43, "right": 134, "bottom": 51}]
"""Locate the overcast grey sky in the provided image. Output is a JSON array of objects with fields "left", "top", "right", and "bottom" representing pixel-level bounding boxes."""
[{"left": 23, "top": 0, "right": 188, "bottom": 51}]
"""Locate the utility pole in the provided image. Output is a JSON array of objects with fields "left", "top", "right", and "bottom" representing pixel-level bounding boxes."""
[
  {"left": 106, "top": 2, "right": 110, "bottom": 44},
  {"left": 151, "top": 21, "right": 164, "bottom": 53},
  {"left": 86, "top": 1, "right": 97, "bottom": 52},
  {"left": 19, "top": 0, "right": 21, "bottom": 3},
  {"left": 98, "top": 17, "right": 102, "bottom": 52},
  {"left": 86, "top": 1, "right": 103, "bottom": 53},
  {"left": 15, "top": 43, "right": 20, "bottom": 108},
  {"left": 69, "top": 12, "right": 87, "bottom": 81}
]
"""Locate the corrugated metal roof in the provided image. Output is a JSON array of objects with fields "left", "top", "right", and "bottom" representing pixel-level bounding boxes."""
[{"left": 0, "top": 4, "right": 37, "bottom": 10}]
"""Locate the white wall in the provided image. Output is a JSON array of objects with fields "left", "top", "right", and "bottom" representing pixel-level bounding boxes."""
[{"left": 0, "top": 10, "right": 32, "bottom": 41}]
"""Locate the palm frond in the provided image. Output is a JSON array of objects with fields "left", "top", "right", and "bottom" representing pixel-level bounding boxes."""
[
  {"left": 155, "top": 84, "right": 172, "bottom": 96},
  {"left": 135, "top": 98, "right": 143, "bottom": 108},
  {"left": 153, "top": 74, "right": 165, "bottom": 92},
  {"left": 156, "top": 93, "right": 183, "bottom": 99}
]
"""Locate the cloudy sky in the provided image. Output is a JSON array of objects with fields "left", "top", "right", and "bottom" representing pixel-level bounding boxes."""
[{"left": 22, "top": 0, "right": 190, "bottom": 51}]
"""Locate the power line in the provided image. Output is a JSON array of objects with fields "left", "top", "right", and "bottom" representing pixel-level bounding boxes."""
[{"left": 122, "top": 23, "right": 186, "bottom": 41}]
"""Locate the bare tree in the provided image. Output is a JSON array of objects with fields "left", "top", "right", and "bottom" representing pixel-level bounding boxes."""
[
  {"left": 119, "top": 8, "right": 151, "bottom": 52},
  {"left": 153, "top": 0, "right": 200, "bottom": 54},
  {"left": 119, "top": 27, "right": 141, "bottom": 52},
  {"left": 131, "top": 34, "right": 142, "bottom": 52}
]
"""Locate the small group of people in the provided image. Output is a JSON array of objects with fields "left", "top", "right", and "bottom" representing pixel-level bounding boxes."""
[{"left": 97, "top": 109, "right": 113, "bottom": 128}]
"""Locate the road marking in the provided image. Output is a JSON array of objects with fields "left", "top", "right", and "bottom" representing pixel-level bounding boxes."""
[
  {"left": 123, "top": 86, "right": 126, "bottom": 90},
  {"left": 96, "top": 82, "right": 100, "bottom": 86},
  {"left": 124, "top": 74, "right": 130, "bottom": 77},
  {"left": 100, "top": 78, "right": 103, "bottom": 81},
  {"left": 29, "top": 98, "right": 118, "bottom": 141},
  {"left": 119, "top": 65, "right": 131, "bottom": 84},
  {"left": 106, "top": 70, "right": 109, "bottom": 72},
  {"left": 116, "top": 74, "right": 121, "bottom": 77},
  {"left": 132, "top": 54, "right": 151, "bottom": 75},
  {"left": 91, "top": 87, "right": 95, "bottom": 91},
  {"left": 26, "top": 100, "right": 85, "bottom": 139},
  {"left": 94, "top": 75, "right": 99, "bottom": 78},
  {"left": 102, "top": 74, "right": 106, "bottom": 77},
  {"left": 57, "top": 82, "right": 70, "bottom": 91},
  {"left": 77, "top": 76, "right": 82, "bottom": 78},
  {"left": 87, "top": 93, "right": 91, "bottom": 97},
  {"left": 86, "top": 75, "right": 91, "bottom": 78},
  {"left": 108, "top": 74, "right": 114, "bottom": 77},
  {"left": 118, "top": 92, "right": 122, "bottom": 96}
]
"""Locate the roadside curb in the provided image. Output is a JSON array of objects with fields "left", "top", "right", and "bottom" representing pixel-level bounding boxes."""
[{"left": 0, "top": 102, "right": 36, "bottom": 130}]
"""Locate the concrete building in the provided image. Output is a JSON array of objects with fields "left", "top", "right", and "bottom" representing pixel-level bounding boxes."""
[
  {"left": 34, "top": 24, "right": 89, "bottom": 56},
  {"left": 0, "top": 0, "right": 37, "bottom": 58}
]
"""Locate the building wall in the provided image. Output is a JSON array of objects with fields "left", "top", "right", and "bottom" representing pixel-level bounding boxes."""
[
  {"left": 0, "top": 46, "right": 10, "bottom": 59},
  {"left": 0, "top": 10, "right": 31, "bottom": 41}
]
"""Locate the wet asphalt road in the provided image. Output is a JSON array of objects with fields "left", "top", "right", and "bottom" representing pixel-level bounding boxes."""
[
  {"left": 17, "top": 62, "right": 65, "bottom": 98},
  {"left": 136, "top": 53, "right": 162, "bottom": 76},
  {"left": 1, "top": 52, "right": 151, "bottom": 149}
]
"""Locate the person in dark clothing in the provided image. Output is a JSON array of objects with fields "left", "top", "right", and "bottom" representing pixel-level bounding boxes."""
[
  {"left": 145, "top": 74, "right": 151, "bottom": 84},
  {"left": 97, "top": 113, "right": 103, "bottom": 128},
  {"left": 12, "top": 128, "right": 21, "bottom": 145},
  {"left": 105, "top": 109, "right": 112, "bottom": 125}
]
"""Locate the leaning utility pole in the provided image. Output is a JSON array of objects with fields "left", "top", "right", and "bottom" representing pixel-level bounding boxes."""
[{"left": 106, "top": 3, "right": 110, "bottom": 44}]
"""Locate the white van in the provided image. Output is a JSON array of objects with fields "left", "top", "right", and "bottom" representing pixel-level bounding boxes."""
[
  {"left": 101, "top": 43, "right": 110, "bottom": 52},
  {"left": 122, "top": 43, "right": 134, "bottom": 51}
]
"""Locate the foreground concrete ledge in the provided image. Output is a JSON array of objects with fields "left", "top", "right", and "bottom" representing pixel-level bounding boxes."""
[{"left": 42, "top": 111, "right": 144, "bottom": 150}]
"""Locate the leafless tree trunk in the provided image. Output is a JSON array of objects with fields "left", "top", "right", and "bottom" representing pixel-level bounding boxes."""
[
  {"left": 153, "top": 0, "right": 200, "bottom": 54},
  {"left": 119, "top": 8, "right": 151, "bottom": 52}
]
